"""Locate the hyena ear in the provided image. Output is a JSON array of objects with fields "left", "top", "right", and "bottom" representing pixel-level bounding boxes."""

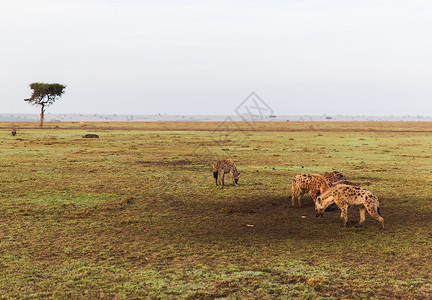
[{"left": 238, "top": 172, "right": 241, "bottom": 176}]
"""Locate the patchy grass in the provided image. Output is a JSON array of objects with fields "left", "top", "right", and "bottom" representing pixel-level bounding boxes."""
[{"left": 0, "top": 121, "right": 431, "bottom": 298}]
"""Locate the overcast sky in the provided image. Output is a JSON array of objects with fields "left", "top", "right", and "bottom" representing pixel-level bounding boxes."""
[{"left": 1, "top": 0, "right": 432, "bottom": 116}]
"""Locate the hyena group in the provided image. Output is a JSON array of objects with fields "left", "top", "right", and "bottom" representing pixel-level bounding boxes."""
[
  {"left": 291, "top": 170, "right": 384, "bottom": 229},
  {"left": 212, "top": 160, "right": 384, "bottom": 229}
]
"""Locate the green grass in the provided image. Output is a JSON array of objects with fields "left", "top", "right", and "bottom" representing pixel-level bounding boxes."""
[{"left": 0, "top": 121, "right": 431, "bottom": 298}]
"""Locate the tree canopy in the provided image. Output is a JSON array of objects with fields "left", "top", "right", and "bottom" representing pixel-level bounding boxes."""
[
  {"left": 24, "top": 82, "right": 66, "bottom": 127},
  {"left": 25, "top": 83, "right": 66, "bottom": 106}
]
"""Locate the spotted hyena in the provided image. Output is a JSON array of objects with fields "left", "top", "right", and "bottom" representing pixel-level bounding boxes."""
[
  {"left": 291, "top": 174, "right": 329, "bottom": 207},
  {"left": 213, "top": 159, "right": 240, "bottom": 187},
  {"left": 315, "top": 184, "right": 384, "bottom": 229},
  {"left": 323, "top": 171, "right": 346, "bottom": 186}
]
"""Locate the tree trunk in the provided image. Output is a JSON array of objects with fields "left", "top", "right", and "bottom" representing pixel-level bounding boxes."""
[{"left": 39, "top": 104, "right": 45, "bottom": 128}]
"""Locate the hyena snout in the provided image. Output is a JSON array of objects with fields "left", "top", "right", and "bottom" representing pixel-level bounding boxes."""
[{"left": 315, "top": 202, "right": 324, "bottom": 218}]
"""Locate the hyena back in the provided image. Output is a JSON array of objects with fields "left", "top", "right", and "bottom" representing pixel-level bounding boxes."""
[
  {"left": 323, "top": 171, "right": 347, "bottom": 186},
  {"left": 333, "top": 180, "right": 359, "bottom": 187}
]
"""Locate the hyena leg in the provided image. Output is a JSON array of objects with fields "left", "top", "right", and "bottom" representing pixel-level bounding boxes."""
[
  {"left": 366, "top": 204, "right": 385, "bottom": 229},
  {"left": 339, "top": 205, "right": 348, "bottom": 227},
  {"left": 218, "top": 172, "right": 224, "bottom": 188},
  {"left": 357, "top": 207, "right": 366, "bottom": 227},
  {"left": 298, "top": 190, "right": 305, "bottom": 207},
  {"left": 291, "top": 185, "right": 298, "bottom": 206}
]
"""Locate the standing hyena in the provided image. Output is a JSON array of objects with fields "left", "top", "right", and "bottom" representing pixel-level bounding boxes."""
[
  {"left": 315, "top": 184, "right": 384, "bottom": 229},
  {"left": 291, "top": 174, "right": 329, "bottom": 207},
  {"left": 323, "top": 171, "right": 346, "bottom": 186},
  {"left": 212, "top": 159, "right": 240, "bottom": 187}
]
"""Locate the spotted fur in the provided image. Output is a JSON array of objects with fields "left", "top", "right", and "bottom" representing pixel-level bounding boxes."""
[
  {"left": 323, "top": 171, "right": 347, "bottom": 186},
  {"left": 333, "top": 179, "right": 359, "bottom": 187},
  {"left": 212, "top": 159, "right": 240, "bottom": 187},
  {"left": 291, "top": 174, "right": 329, "bottom": 207},
  {"left": 315, "top": 184, "right": 384, "bottom": 229}
]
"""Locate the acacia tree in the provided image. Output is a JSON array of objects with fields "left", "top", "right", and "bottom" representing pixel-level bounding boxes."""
[{"left": 24, "top": 82, "right": 66, "bottom": 128}]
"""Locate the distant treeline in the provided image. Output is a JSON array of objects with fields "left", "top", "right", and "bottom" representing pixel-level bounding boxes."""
[{"left": 1, "top": 114, "right": 432, "bottom": 122}]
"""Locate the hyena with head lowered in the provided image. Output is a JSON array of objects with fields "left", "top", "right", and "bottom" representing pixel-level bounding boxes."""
[
  {"left": 291, "top": 174, "right": 329, "bottom": 207},
  {"left": 213, "top": 159, "right": 240, "bottom": 187},
  {"left": 315, "top": 184, "right": 384, "bottom": 229}
]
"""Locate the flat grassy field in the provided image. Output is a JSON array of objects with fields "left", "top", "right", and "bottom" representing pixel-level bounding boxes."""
[{"left": 0, "top": 121, "right": 431, "bottom": 299}]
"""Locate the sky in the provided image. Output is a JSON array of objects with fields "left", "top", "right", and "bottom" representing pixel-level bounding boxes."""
[{"left": 1, "top": 0, "right": 432, "bottom": 116}]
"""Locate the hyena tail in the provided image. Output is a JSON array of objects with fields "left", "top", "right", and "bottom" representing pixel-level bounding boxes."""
[{"left": 213, "top": 171, "right": 218, "bottom": 180}]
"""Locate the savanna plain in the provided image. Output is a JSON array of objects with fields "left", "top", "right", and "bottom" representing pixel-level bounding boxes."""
[{"left": 0, "top": 121, "right": 431, "bottom": 299}]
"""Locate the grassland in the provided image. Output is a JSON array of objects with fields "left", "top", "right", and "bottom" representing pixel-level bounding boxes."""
[{"left": 0, "top": 121, "right": 431, "bottom": 299}]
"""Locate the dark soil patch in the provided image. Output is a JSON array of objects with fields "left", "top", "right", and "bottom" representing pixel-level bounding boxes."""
[{"left": 82, "top": 134, "right": 99, "bottom": 138}]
